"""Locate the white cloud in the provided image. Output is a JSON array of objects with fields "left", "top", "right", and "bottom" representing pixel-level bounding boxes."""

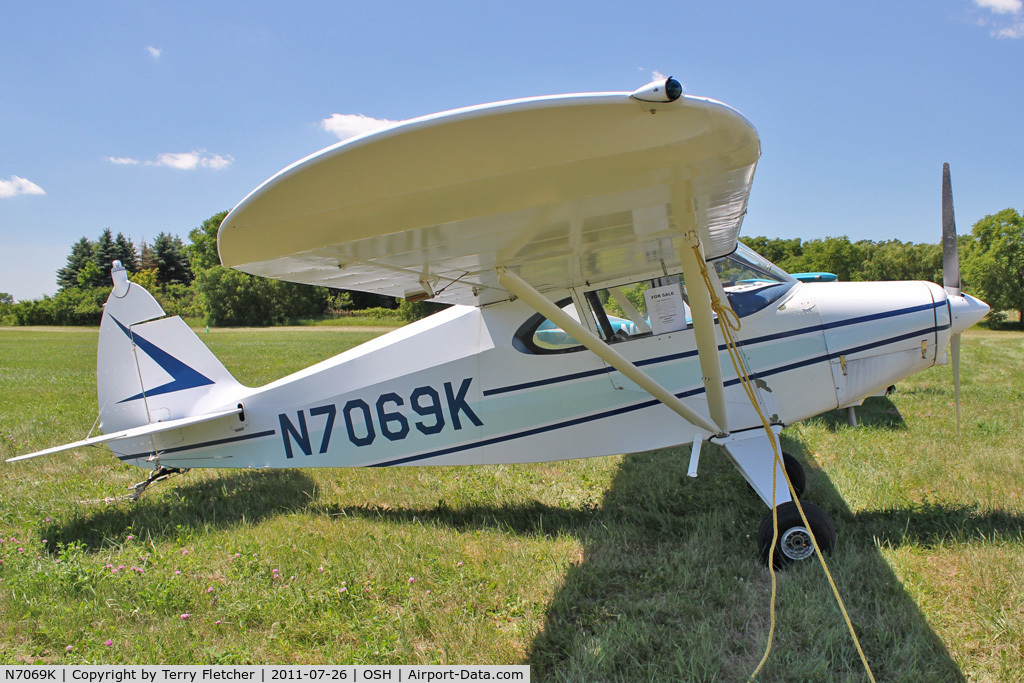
[
  {"left": 151, "top": 152, "right": 204, "bottom": 170},
  {"left": 147, "top": 45, "right": 162, "bottom": 60},
  {"left": 651, "top": 70, "right": 667, "bottom": 81},
  {"left": 973, "top": 0, "right": 1024, "bottom": 37},
  {"left": 199, "top": 153, "right": 233, "bottom": 170},
  {"left": 998, "top": 19, "right": 1024, "bottom": 35},
  {"left": 321, "top": 113, "right": 398, "bottom": 140},
  {"left": 0, "top": 175, "right": 45, "bottom": 198},
  {"left": 974, "top": 0, "right": 1022, "bottom": 13},
  {"left": 107, "top": 151, "right": 233, "bottom": 170}
]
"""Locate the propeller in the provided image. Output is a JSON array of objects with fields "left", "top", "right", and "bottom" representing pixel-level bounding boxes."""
[{"left": 941, "top": 163, "right": 962, "bottom": 439}]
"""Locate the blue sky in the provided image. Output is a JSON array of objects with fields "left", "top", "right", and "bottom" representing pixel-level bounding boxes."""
[{"left": 1, "top": 1, "right": 1021, "bottom": 301}]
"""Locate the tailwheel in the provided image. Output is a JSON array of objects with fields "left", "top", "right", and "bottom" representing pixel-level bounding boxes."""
[
  {"left": 128, "top": 466, "right": 188, "bottom": 501},
  {"left": 757, "top": 501, "right": 836, "bottom": 569}
]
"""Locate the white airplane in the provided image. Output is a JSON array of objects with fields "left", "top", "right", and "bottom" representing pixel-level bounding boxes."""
[{"left": 8, "top": 78, "right": 989, "bottom": 566}]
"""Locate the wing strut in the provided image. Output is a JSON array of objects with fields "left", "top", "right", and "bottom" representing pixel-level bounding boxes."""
[
  {"left": 672, "top": 179, "right": 730, "bottom": 435},
  {"left": 496, "top": 267, "right": 722, "bottom": 436},
  {"left": 677, "top": 230, "right": 730, "bottom": 434}
]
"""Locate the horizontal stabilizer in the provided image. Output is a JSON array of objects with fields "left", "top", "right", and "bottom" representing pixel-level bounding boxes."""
[{"left": 6, "top": 407, "right": 242, "bottom": 463}]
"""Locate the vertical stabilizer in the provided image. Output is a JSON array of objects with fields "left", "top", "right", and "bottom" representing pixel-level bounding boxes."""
[{"left": 97, "top": 262, "right": 242, "bottom": 436}]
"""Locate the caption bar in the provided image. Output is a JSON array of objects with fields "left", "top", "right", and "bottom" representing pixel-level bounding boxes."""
[{"left": 0, "top": 667, "right": 529, "bottom": 683}]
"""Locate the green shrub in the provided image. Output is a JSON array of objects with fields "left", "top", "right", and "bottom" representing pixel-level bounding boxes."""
[{"left": 0, "top": 287, "right": 108, "bottom": 326}]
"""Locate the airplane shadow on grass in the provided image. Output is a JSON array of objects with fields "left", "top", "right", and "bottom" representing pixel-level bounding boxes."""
[
  {"left": 42, "top": 469, "right": 318, "bottom": 552},
  {"left": 41, "top": 414, "right": 1020, "bottom": 680},
  {"left": 331, "top": 419, "right": 1024, "bottom": 681}
]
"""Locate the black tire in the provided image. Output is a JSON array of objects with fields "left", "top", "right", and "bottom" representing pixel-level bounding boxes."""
[
  {"left": 782, "top": 452, "right": 806, "bottom": 498},
  {"left": 757, "top": 501, "right": 836, "bottom": 569}
]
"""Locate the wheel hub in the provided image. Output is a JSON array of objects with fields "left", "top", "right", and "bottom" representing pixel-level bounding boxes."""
[{"left": 780, "top": 526, "right": 815, "bottom": 561}]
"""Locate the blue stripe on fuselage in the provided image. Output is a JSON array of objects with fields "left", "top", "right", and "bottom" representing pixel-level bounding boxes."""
[{"left": 118, "top": 429, "right": 277, "bottom": 461}]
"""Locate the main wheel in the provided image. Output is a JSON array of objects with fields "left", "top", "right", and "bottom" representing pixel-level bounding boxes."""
[{"left": 757, "top": 501, "right": 836, "bottom": 568}]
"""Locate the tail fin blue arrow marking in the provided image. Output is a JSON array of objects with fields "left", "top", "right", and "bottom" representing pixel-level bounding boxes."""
[{"left": 112, "top": 317, "right": 215, "bottom": 403}]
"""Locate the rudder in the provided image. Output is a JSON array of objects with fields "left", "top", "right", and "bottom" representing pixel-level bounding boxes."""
[{"left": 97, "top": 262, "right": 242, "bottom": 435}]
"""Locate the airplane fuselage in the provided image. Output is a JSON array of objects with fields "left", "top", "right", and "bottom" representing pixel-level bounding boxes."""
[{"left": 108, "top": 278, "right": 963, "bottom": 474}]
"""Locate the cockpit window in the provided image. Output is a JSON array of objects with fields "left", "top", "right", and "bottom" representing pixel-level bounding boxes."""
[
  {"left": 512, "top": 244, "right": 796, "bottom": 354},
  {"left": 513, "top": 298, "right": 587, "bottom": 354},
  {"left": 714, "top": 243, "right": 796, "bottom": 317},
  {"left": 715, "top": 243, "right": 795, "bottom": 286},
  {"left": 591, "top": 278, "right": 691, "bottom": 340},
  {"left": 512, "top": 284, "right": 677, "bottom": 355}
]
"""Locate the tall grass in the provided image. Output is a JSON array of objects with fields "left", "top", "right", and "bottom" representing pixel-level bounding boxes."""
[{"left": 1, "top": 327, "right": 1021, "bottom": 680}]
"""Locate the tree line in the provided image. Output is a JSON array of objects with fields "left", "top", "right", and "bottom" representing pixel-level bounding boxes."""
[
  {"left": 1, "top": 208, "right": 1021, "bottom": 327},
  {"left": 0, "top": 211, "right": 422, "bottom": 327},
  {"left": 742, "top": 207, "right": 1023, "bottom": 324}
]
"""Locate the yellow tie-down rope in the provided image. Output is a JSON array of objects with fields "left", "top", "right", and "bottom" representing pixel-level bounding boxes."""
[{"left": 686, "top": 233, "right": 876, "bottom": 683}]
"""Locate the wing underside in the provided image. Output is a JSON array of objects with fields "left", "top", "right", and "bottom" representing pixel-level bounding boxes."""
[{"left": 219, "top": 92, "right": 760, "bottom": 305}]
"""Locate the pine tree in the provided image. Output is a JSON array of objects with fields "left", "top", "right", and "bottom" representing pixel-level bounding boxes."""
[
  {"left": 152, "top": 232, "right": 193, "bottom": 285},
  {"left": 138, "top": 240, "right": 158, "bottom": 271},
  {"left": 114, "top": 232, "right": 139, "bottom": 273},
  {"left": 56, "top": 237, "right": 95, "bottom": 290},
  {"left": 88, "top": 229, "right": 120, "bottom": 287}
]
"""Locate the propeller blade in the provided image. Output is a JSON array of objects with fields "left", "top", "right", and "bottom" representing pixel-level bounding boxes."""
[
  {"left": 943, "top": 163, "right": 963, "bottom": 442},
  {"left": 942, "top": 162, "right": 961, "bottom": 296},
  {"left": 951, "top": 332, "right": 962, "bottom": 441}
]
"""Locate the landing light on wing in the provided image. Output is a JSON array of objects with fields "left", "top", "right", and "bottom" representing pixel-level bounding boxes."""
[{"left": 631, "top": 76, "right": 684, "bottom": 103}]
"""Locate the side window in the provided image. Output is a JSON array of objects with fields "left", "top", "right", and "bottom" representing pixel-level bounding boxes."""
[
  {"left": 585, "top": 275, "right": 691, "bottom": 342},
  {"left": 512, "top": 276, "right": 696, "bottom": 355},
  {"left": 513, "top": 298, "right": 587, "bottom": 354}
]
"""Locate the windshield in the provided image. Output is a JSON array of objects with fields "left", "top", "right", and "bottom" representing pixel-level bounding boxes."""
[
  {"left": 713, "top": 243, "right": 796, "bottom": 317},
  {"left": 715, "top": 243, "right": 795, "bottom": 285}
]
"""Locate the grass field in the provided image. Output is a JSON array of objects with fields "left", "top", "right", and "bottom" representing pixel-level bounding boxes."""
[{"left": 1, "top": 325, "right": 1022, "bottom": 681}]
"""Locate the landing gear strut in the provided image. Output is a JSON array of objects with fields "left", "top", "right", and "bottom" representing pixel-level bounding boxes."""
[{"left": 746, "top": 451, "right": 806, "bottom": 498}]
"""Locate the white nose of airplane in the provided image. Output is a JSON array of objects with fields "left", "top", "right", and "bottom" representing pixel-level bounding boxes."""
[{"left": 949, "top": 293, "right": 990, "bottom": 334}]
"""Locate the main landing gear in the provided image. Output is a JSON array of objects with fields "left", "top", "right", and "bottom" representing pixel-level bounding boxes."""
[
  {"left": 717, "top": 430, "right": 837, "bottom": 569},
  {"left": 757, "top": 500, "right": 837, "bottom": 569},
  {"left": 755, "top": 454, "right": 836, "bottom": 568},
  {"left": 748, "top": 451, "right": 806, "bottom": 498}
]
